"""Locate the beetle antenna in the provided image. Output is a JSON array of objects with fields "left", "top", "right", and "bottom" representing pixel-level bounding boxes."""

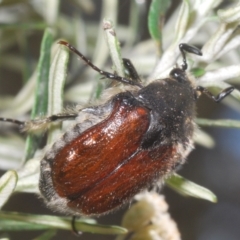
[
  {"left": 179, "top": 43, "right": 202, "bottom": 71},
  {"left": 59, "top": 40, "right": 142, "bottom": 88},
  {"left": 0, "top": 117, "right": 25, "bottom": 127}
]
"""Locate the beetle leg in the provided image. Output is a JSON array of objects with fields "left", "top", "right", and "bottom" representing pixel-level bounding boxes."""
[
  {"left": 0, "top": 113, "right": 78, "bottom": 132},
  {"left": 71, "top": 216, "right": 82, "bottom": 236},
  {"left": 122, "top": 58, "right": 142, "bottom": 83},
  {"left": 195, "top": 86, "right": 234, "bottom": 102}
]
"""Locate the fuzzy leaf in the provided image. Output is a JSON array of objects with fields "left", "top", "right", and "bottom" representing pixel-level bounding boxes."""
[
  {"left": 47, "top": 41, "right": 69, "bottom": 143},
  {"left": 24, "top": 28, "right": 54, "bottom": 161},
  {"left": 148, "top": 0, "right": 171, "bottom": 54},
  {"left": 0, "top": 211, "right": 127, "bottom": 234},
  {"left": 167, "top": 174, "right": 217, "bottom": 203},
  {"left": 0, "top": 171, "right": 18, "bottom": 208},
  {"left": 196, "top": 118, "right": 240, "bottom": 129}
]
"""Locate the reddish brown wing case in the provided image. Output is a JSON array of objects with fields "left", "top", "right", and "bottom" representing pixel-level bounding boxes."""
[{"left": 49, "top": 94, "right": 175, "bottom": 215}]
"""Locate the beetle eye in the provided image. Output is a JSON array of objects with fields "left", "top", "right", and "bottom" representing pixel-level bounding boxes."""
[{"left": 169, "top": 68, "right": 187, "bottom": 83}]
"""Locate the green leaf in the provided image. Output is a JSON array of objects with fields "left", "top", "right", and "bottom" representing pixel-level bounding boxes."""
[
  {"left": 0, "top": 0, "right": 28, "bottom": 6},
  {"left": 196, "top": 118, "right": 240, "bottom": 129},
  {"left": 103, "top": 19, "right": 124, "bottom": 77},
  {"left": 0, "top": 211, "right": 127, "bottom": 235},
  {"left": 194, "top": 128, "right": 215, "bottom": 149},
  {"left": 0, "top": 135, "right": 25, "bottom": 170},
  {"left": 15, "top": 159, "right": 39, "bottom": 193},
  {"left": 90, "top": 0, "right": 118, "bottom": 101},
  {"left": 47, "top": 41, "right": 70, "bottom": 144},
  {"left": 43, "top": 0, "right": 60, "bottom": 26},
  {"left": 218, "top": 3, "right": 240, "bottom": 23},
  {"left": 0, "top": 171, "right": 18, "bottom": 209},
  {"left": 24, "top": 28, "right": 54, "bottom": 161},
  {"left": 0, "top": 219, "right": 49, "bottom": 231},
  {"left": 33, "top": 230, "right": 57, "bottom": 240},
  {"left": 0, "top": 22, "right": 47, "bottom": 30},
  {"left": 148, "top": 0, "right": 171, "bottom": 54},
  {"left": 174, "top": 0, "right": 190, "bottom": 42},
  {"left": 166, "top": 174, "right": 217, "bottom": 203},
  {"left": 191, "top": 67, "right": 205, "bottom": 77},
  {"left": 32, "top": 29, "right": 54, "bottom": 119}
]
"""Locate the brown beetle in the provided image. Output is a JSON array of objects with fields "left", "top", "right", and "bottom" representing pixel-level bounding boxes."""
[{"left": 0, "top": 41, "right": 234, "bottom": 217}]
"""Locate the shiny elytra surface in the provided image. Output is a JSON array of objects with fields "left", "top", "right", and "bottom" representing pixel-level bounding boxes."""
[{"left": 50, "top": 94, "right": 177, "bottom": 215}]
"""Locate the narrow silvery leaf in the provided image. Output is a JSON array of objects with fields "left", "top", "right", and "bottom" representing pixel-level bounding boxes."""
[
  {"left": 198, "top": 65, "right": 240, "bottom": 82},
  {"left": 33, "top": 230, "right": 57, "bottom": 240},
  {"left": 1, "top": 72, "right": 36, "bottom": 117},
  {"left": 24, "top": 28, "right": 53, "bottom": 161},
  {"left": 103, "top": 19, "right": 124, "bottom": 77},
  {"left": 174, "top": 0, "right": 190, "bottom": 43},
  {"left": 194, "top": 128, "right": 215, "bottom": 148},
  {"left": 16, "top": 159, "right": 39, "bottom": 193},
  {"left": 201, "top": 22, "right": 238, "bottom": 62},
  {"left": 0, "top": 171, "right": 18, "bottom": 209},
  {"left": 148, "top": 0, "right": 171, "bottom": 55},
  {"left": 0, "top": 136, "right": 24, "bottom": 170},
  {"left": 191, "top": 0, "right": 222, "bottom": 16},
  {"left": 150, "top": 0, "right": 190, "bottom": 79},
  {"left": 167, "top": 174, "right": 217, "bottom": 202},
  {"left": 0, "top": 211, "right": 127, "bottom": 234},
  {"left": 218, "top": 2, "right": 240, "bottom": 23},
  {"left": 197, "top": 119, "right": 240, "bottom": 129},
  {"left": 47, "top": 42, "right": 69, "bottom": 143}
]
